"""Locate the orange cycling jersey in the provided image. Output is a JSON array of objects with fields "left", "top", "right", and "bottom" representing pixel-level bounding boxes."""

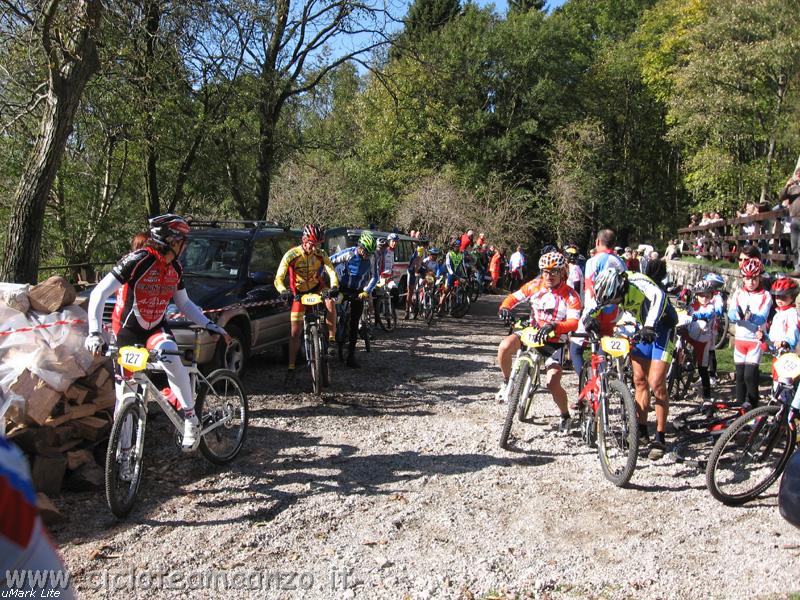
[
  {"left": 275, "top": 246, "right": 339, "bottom": 294},
  {"left": 500, "top": 278, "right": 582, "bottom": 342}
]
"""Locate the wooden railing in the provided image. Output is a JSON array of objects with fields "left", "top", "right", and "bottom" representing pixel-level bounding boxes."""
[{"left": 677, "top": 209, "right": 791, "bottom": 263}]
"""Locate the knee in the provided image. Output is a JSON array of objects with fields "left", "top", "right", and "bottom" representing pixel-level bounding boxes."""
[{"left": 633, "top": 371, "right": 648, "bottom": 390}]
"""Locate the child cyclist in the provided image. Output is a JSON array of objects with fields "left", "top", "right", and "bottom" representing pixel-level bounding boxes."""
[
  {"left": 765, "top": 277, "right": 800, "bottom": 352},
  {"left": 680, "top": 280, "right": 719, "bottom": 410},
  {"left": 728, "top": 258, "right": 772, "bottom": 410}
]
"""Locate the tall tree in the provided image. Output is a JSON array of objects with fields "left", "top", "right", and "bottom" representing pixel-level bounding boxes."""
[{"left": 0, "top": 0, "right": 102, "bottom": 284}]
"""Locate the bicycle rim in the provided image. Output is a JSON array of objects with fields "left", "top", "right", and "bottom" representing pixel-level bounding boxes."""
[
  {"left": 197, "top": 369, "right": 249, "bottom": 465},
  {"left": 500, "top": 366, "right": 529, "bottom": 449},
  {"left": 706, "top": 404, "right": 795, "bottom": 505},
  {"left": 105, "top": 400, "right": 146, "bottom": 518},
  {"left": 714, "top": 314, "right": 730, "bottom": 350},
  {"left": 309, "top": 325, "right": 322, "bottom": 395},
  {"left": 597, "top": 379, "right": 638, "bottom": 487}
]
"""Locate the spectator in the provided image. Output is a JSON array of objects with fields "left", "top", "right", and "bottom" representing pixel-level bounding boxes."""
[
  {"left": 780, "top": 157, "right": 800, "bottom": 272},
  {"left": 459, "top": 229, "right": 475, "bottom": 252},
  {"left": 645, "top": 251, "right": 668, "bottom": 290},
  {"left": 689, "top": 214, "right": 699, "bottom": 228},
  {"left": 624, "top": 247, "right": 639, "bottom": 271},
  {"left": 664, "top": 240, "right": 679, "bottom": 261},
  {"left": 508, "top": 245, "right": 526, "bottom": 291}
]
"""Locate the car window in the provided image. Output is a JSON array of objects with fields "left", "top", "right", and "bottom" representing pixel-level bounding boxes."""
[
  {"left": 181, "top": 238, "right": 247, "bottom": 279},
  {"left": 249, "top": 237, "right": 280, "bottom": 275},
  {"left": 274, "top": 235, "right": 296, "bottom": 257},
  {"left": 396, "top": 241, "right": 409, "bottom": 262},
  {"left": 327, "top": 235, "right": 348, "bottom": 255}
]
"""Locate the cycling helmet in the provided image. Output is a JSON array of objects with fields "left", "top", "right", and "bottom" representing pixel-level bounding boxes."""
[
  {"left": 427, "top": 247, "right": 440, "bottom": 255},
  {"left": 593, "top": 268, "right": 628, "bottom": 306},
  {"left": 377, "top": 237, "right": 388, "bottom": 249},
  {"left": 149, "top": 214, "right": 190, "bottom": 246},
  {"left": 692, "top": 280, "right": 716, "bottom": 296},
  {"left": 779, "top": 451, "right": 800, "bottom": 529},
  {"left": 703, "top": 272, "right": 725, "bottom": 289},
  {"left": 771, "top": 276, "right": 799, "bottom": 297},
  {"left": 302, "top": 224, "right": 323, "bottom": 244},
  {"left": 740, "top": 257, "right": 763, "bottom": 278},
  {"left": 538, "top": 251, "right": 566, "bottom": 271},
  {"left": 451, "top": 239, "right": 461, "bottom": 249},
  {"left": 358, "top": 231, "right": 376, "bottom": 253},
  {"left": 541, "top": 244, "right": 559, "bottom": 255},
  {"left": 388, "top": 233, "right": 399, "bottom": 241}
]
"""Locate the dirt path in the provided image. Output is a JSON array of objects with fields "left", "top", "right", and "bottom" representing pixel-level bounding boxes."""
[{"left": 55, "top": 296, "right": 800, "bottom": 599}]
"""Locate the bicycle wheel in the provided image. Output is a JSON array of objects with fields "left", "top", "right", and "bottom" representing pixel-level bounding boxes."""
[
  {"left": 336, "top": 304, "right": 349, "bottom": 361},
  {"left": 597, "top": 379, "right": 638, "bottom": 487},
  {"left": 451, "top": 289, "right": 471, "bottom": 318},
  {"left": 469, "top": 279, "right": 480, "bottom": 303},
  {"left": 321, "top": 329, "right": 331, "bottom": 388},
  {"left": 360, "top": 311, "right": 371, "bottom": 352},
  {"left": 500, "top": 364, "right": 530, "bottom": 449},
  {"left": 705, "top": 404, "right": 795, "bottom": 505},
  {"left": 308, "top": 324, "right": 322, "bottom": 395},
  {"left": 196, "top": 369, "right": 248, "bottom": 465},
  {"left": 518, "top": 359, "right": 540, "bottom": 422},
  {"left": 672, "top": 401, "right": 743, "bottom": 433},
  {"left": 714, "top": 313, "right": 730, "bottom": 350},
  {"left": 105, "top": 399, "right": 147, "bottom": 518},
  {"left": 377, "top": 296, "right": 397, "bottom": 332},
  {"left": 422, "top": 290, "right": 434, "bottom": 325}
]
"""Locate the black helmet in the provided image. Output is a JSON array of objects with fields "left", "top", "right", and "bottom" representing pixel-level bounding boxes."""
[
  {"left": 149, "top": 214, "right": 190, "bottom": 246},
  {"left": 779, "top": 451, "right": 800, "bottom": 529}
]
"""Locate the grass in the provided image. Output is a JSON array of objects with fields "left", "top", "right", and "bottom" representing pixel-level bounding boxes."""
[{"left": 682, "top": 256, "right": 792, "bottom": 274}]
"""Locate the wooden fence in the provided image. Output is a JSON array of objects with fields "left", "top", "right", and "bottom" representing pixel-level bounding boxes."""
[{"left": 677, "top": 209, "right": 791, "bottom": 263}]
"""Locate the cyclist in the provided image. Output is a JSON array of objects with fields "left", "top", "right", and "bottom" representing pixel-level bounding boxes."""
[
  {"left": 565, "top": 245, "right": 583, "bottom": 296},
  {"left": 85, "top": 214, "right": 230, "bottom": 454},
  {"left": 439, "top": 239, "right": 468, "bottom": 312},
  {"left": 703, "top": 272, "right": 726, "bottom": 385},
  {"left": 404, "top": 235, "right": 430, "bottom": 318},
  {"left": 0, "top": 436, "right": 77, "bottom": 599},
  {"left": 682, "top": 280, "right": 719, "bottom": 409},
  {"left": 330, "top": 232, "right": 379, "bottom": 367},
  {"left": 767, "top": 277, "right": 800, "bottom": 360},
  {"left": 728, "top": 257, "right": 772, "bottom": 410},
  {"left": 274, "top": 224, "right": 339, "bottom": 380},
  {"left": 588, "top": 267, "right": 678, "bottom": 459},
  {"left": 496, "top": 251, "right": 582, "bottom": 434}
]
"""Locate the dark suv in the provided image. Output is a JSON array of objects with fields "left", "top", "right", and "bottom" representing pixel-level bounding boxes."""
[{"left": 98, "top": 220, "right": 299, "bottom": 376}]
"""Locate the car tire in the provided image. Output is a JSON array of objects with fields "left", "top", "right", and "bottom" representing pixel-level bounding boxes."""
[{"left": 214, "top": 323, "right": 248, "bottom": 378}]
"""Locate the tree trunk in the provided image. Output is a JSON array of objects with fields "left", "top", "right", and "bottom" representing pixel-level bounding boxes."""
[
  {"left": 0, "top": 0, "right": 102, "bottom": 284},
  {"left": 255, "top": 108, "right": 277, "bottom": 221},
  {"left": 145, "top": 144, "right": 160, "bottom": 216},
  {"left": 761, "top": 73, "right": 787, "bottom": 204}
]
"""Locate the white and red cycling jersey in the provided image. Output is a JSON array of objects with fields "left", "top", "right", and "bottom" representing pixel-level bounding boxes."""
[
  {"left": 500, "top": 278, "right": 582, "bottom": 343},
  {"left": 110, "top": 247, "right": 184, "bottom": 334}
]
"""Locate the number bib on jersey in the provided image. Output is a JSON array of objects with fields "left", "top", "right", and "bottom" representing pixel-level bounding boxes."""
[
  {"left": 118, "top": 346, "right": 149, "bottom": 372},
  {"left": 601, "top": 336, "right": 630, "bottom": 358},
  {"left": 301, "top": 293, "right": 323, "bottom": 306},
  {"left": 775, "top": 353, "right": 800, "bottom": 381}
]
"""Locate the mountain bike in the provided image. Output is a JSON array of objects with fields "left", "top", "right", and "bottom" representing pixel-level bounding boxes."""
[
  {"left": 666, "top": 312, "right": 698, "bottom": 401},
  {"left": 572, "top": 328, "right": 640, "bottom": 487},
  {"left": 374, "top": 278, "right": 397, "bottom": 332},
  {"left": 336, "top": 293, "right": 370, "bottom": 359},
  {"left": 105, "top": 326, "right": 248, "bottom": 518},
  {"left": 498, "top": 321, "right": 553, "bottom": 449},
  {"left": 299, "top": 291, "right": 332, "bottom": 395},
  {"left": 705, "top": 348, "right": 800, "bottom": 505},
  {"left": 412, "top": 273, "right": 437, "bottom": 325},
  {"left": 447, "top": 276, "right": 471, "bottom": 318},
  {"left": 670, "top": 400, "right": 746, "bottom": 468}
]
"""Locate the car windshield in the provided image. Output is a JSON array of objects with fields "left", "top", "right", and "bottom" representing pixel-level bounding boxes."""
[{"left": 180, "top": 237, "right": 247, "bottom": 279}]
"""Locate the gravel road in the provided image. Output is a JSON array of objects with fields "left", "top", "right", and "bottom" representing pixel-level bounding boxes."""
[{"left": 55, "top": 295, "right": 800, "bottom": 599}]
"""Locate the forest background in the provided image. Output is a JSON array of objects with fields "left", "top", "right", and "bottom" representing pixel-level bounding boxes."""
[{"left": 1, "top": 0, "right": 799, "bottom": 283}]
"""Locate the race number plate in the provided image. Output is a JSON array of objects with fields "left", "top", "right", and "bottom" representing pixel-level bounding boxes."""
[
  {"left": 775, "top": 353, "right": 800, "bottom": 381},
  {"left": 601, "top": 336, "right": 630, "bottom": 358},
  {"left": 301, "top": 293, "right": 323, "bottom": 306},
  {"left": 118, "top": 346, "right": 149, "bottom": 372},
  {"left": 519, "top": 326, "right": 543, "bottom": 348}
]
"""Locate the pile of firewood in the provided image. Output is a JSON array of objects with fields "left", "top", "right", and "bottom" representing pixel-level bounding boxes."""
[{"left": 1, "top": 276, "right": 115, "bottom": 524}]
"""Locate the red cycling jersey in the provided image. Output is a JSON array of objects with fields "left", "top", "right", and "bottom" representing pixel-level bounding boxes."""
[{"left": 110, "top": 247, "right": 184, "bottom": 334}]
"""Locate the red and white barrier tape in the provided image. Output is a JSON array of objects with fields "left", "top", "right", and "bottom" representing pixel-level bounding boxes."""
[{"left": 1, "top": 298, "right": 287, "bottom": 337}]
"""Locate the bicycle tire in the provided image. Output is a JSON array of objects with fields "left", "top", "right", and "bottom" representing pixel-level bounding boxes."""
[
  {"left": 377, "top": 296, "right": 397, "bottom": 332},
  {"left": 337, "top": 303, "right": 349, "bottom": 361},
  {"left": 196, "top": 369, "right": 248, "bottom": 465},
  {"left": 500, "top": 366, "right": 529, "bottom": 449},
  {"left": 321, "top": 331, "right": 331, "bottom": 388},
  {"left": 423, "top": 290, "right": 434, "bottom": 325},
  {"left": 518, "top": 359, "right": 540, "bottom": 422},
  {"left": 105, "top": 399, "right": 147, "bottom": 518},
  {"left": 714, "top": 313, "right": 730, "bottom": 350},
  {"left": 671, "top": 430, "right": 721, "bottom": 469},
  {"left": 577, "top": 362, "right": 597, "bottom": 447},
  {"left": 360, "top": 312, "right": 371, "bottom": 352},
  {"left": 705, "top": 404, "right": 795, "bottom": 506},
  {"left": 309, "top": 324, "right": 322, "bottom": 395},
  {"left": 597, "top": 379, "right": 638, "bottom": 487},
  {"left": 451, "top": 289, "right": 471, "bottom": 319},
  {"left": 672, "top": 401, "right": 742, "bottom": 433}
]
